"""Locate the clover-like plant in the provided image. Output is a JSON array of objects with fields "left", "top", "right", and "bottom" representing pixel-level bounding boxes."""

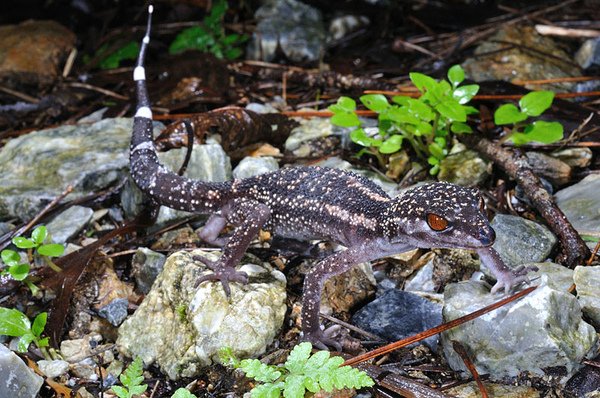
[
  {"left": 221, "top": 342, "right": 374, "bottom": 398},
  {"left": 0, "top": 307, "right": 49, "bottom": 357},
  {"left": 494, "top": 91, "right": 563, "bottom": 145},
  {"left": 329, "top": 65, "right": 479, "bottom": 174}
]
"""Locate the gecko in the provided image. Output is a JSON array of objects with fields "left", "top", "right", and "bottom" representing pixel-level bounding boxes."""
[{"left": 130, "top": 6, "right": 533, "bottom": 349}]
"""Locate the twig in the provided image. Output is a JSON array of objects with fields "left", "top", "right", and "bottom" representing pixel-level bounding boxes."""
[
  {"left": 67, "top": 82, "right": 129, "bottom": 100},
  {"left": 0, "top": 85, "right": 40, "bottom": 103},
  {"left": 460, "top": 135, "right": 590, "bottom": 268},
  {"left": 535, "top": 24, "right": 600, "bottom": 38}
]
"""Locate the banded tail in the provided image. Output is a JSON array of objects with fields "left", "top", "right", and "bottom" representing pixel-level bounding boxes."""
[{"left": 130, "top": 5, "right": 231, "bottom": 213}]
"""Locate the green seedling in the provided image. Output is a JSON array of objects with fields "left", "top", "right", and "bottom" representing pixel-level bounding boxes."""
[
  {"left": 0, "top": 307, "right": 49, "bottom": 357},
  {"left": 112, "top": 357, "right": 148, "bottom": 398},
  {"left": 169, "top": 0, "right": 247, "bottom": 59},
  {"left": 221, "top": 342, "right": 374, "bottom": 398},
  {"left": 494, "top": 91, "right": 563, "bottom": 145},
  {"left": 172, "top": 388, "right": 198, "bottom": 398},
  {"left": 329, "top": 65, "right": 479, "bottom": 175},
  {"left": 1, "top": 226, "right": 65, "bottom": 293}
]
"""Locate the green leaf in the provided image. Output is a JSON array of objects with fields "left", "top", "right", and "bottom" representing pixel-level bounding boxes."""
[
  {"left": 172, "top": 388, "right": 198, "bottom": 398},
  {"left": 8, "top": 263, "right": 29, "bottom": 281},
  {"left": 450, "top": 121, "right": 473, "bottom": 134},
  {"left": 385, "top": 106, "right": 419, "bottom": 125},
  {"left": 129, "top": 385, "right": 148, "bottom": 396},
  {"left": 12, "top": 237, "right": 36, "bottom": 249},
  {"left": 31, "top": 226, "right": 47, "bottom": 245},
  {"left": 435, "top": 99, "right": 466, "bottom": 122},
  {"left": 429, "top": 164, "right": 440, "bottom": 175},
  {"left": 240, "top": 359, "right": 282, "bottom": 383},
  {"left": 120, "top": 357, "right": 146, "bottom": 392},
  {"left": 98, "top": 41, "right": 140, "bottom": 70},
  {"left": 494, "top": 103, "right": 527, "bottom": 125},
  {"left": 31, "top": 312, "right": 47, "bottom": 337},
  {"left": 331, "top": 111, "right": 360, "bottom": 127},
  {"left": 415, "top": 121, "right": 433, "bottom": 135},
  {"left": 304, "top": 350, "right": 330, "bottom": 370},
  {"left": 391, "top": 95, "right": 410, "bottom": 106},
  {"left": 37, "top": 244, "right": 64, "bottom": 257},
  {"left": 447, "top": 65, "right": 465, "bottom": 87},
  {"left": 17, "top": 332, "right": 35, "bottom": 353},
  {"left": 169, "top": 26, "right": 212, "bottom": 54},
  {"left": 508, "top": 121, "right": 563, "bottom": 146},
  {"left": 428, "top": 142, "right": 446, "bottom": 160},
  {"left": 285, "top": 342, "right": 312, "bottom": 374},
  {"left": 251, "top": 382, "right": 284, "bottom": 398},
  {"left": 37, "top": 336, "right": 49, "bottom": 348},
  {"left": 379, "top": 135, "right": 403, "bottom": 154},
  {"left": 0, "top": 307, "right": 31, "bottom": 336},
  {"left": 1, "top": 250, "right": 21, "bottom": 266},
  {"left": 283, "top": 374, "right": 305, "bottom": 398},
  {"left": 407, "top": 98, "right": 433, "bottom": 121},
  {"left": 360, "top": 94, "right": 389, "bottom": 112},
  {"left": 519, "top": 91, "right": 554, "bottom": 117},
  {"left": 452, "top": 84, "right": 479, "bottom": 104},
  {"left": 463, "top": 105, "right": 479, "bottom": 115},
  {"left": 410, "top": 72, "right": 437, "bottom": 93},
  {"left": 350, "top": 128, "right": 381, "bottom": 147},
  {"left": 303, "top": 377, "right": 321, "bottom": 393},
  {"left": 427, "top": 156, "right": 439, "bottom": 165},
  {"left": 111, "top": 386, "right": 129, "bottom": 398},
  {"left": 334, "top": 96, "right": 356, "bottom": 111}
]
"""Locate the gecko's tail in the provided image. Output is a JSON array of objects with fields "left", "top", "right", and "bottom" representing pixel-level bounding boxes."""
[{"left": 129, "top": 5, "right": 230, "bottom": 213}]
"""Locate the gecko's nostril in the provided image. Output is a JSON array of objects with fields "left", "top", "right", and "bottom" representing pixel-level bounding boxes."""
[{"left": 478, "top": 227, "right": 495, "bottom": 246}]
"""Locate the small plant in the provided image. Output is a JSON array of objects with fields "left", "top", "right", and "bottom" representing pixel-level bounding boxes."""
[
  {"left": 494, "top": 91, "right": 563, "bottom": 145},
  {"left": 112, "top": 357, "right": 148, "bottom": 398},
  {"left": 91, "top": 41, "right": 140, "bottom": 70},
  {"left": 169, "top": 0, "right": 247, "bottom": 59},
  {"left": 221, "top": 342, "right": 374, "bottom": 398},
  {"left": 172, "top": 388, "right": 198, "bottom": 398},
  {"left": 1, "top": 226, "right": 65, "bottom": 293},
  {"left": 329, "top": 65, "right": 479, "bottom": 175},
  {"left": 0, "top": 307, "right": 49, "bottom": 357}
]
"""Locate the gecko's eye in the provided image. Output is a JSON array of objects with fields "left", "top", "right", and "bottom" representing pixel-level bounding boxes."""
[{"left": 426, "top": 213, "right": 449, "bottom": 231}]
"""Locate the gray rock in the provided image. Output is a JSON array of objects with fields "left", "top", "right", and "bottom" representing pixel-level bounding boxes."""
[
  {"left": 45, "top": 205, "right": 94, "bottom": 243},
  {"left": 60, "top": 334, "right": 102, "bottom": 362},
  {"left": 285, "top": 115, "right": 334, "bottom": 153},
  {"left": 525, "top": 151, "right": 572, "bottom": 187},
  {"left": 441, "top": 278, "right": 597, "bottom": 382},
  {"left": 529, "top": 262, "right": 574, "bottom": 292},
  {"left": 490, "top": 214, "right": 557, "bottom": 267},
  {"left": 131, "top": 248, "right": 167, "bottom": 294},
  {"left": 97, "top": 297, "right": 129, "bottom": 326},
  {"left": 37, "top": 359, "right": 69, "bottom": 379},
  {"left": 404, "top": 259, "right": 436, "bottom": 293},
  {"left": 574, "top": 266, "right": 600, "bottom": 326},
  {"left": 551, "top": 147, "right": 592, "bottom": 169},
  {"left": 117, "top": 250, "right": 287, "bottom": 380},
  {"left": 446, "top": 381, "right": 540, "bottom": 398},
  {"left": 328, "top": 15, "right": 370, "bottom": 41},
  {"left": 438, "top": 149, "right": 490, "bottom": 187},
  {"left": 121, "top": 143, "right": 231, "bottom": 225},
  {"left": 247, "top": 0, "right": 326, "bottom": 62},
  {"left": 352, "top": 289, "right": 442, "bottom": 350},
  {"left": 233, "top": 156, "right": 279, "bottom": 179},
  {"left": 575, "top": 38, "right": 600, "bottom": 69},
  {"left": 0, "top": 344, "right": 43, "bottom": 397},
  {"left": 555, "top": 174, "right": 600, "bottom": 249},
  {"left": 0, "top": 118, "right": 162, "bottom": 219}
]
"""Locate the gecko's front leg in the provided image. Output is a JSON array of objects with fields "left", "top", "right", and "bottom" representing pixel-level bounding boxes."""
[
  {"left": 476, "top": 246, "right": 538, "bottom": 293},
  {"left": 194, "top": 198, "right": 271, "bottom": 296}
]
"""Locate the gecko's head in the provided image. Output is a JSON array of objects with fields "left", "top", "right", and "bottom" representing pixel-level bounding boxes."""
[{"left": 385, "top": 182, "right": 495, "bottom": 249}]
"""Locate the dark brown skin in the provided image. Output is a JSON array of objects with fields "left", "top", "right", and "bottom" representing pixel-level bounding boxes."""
[{"left": 130, "top": 6, "right": 533, "bottom": 350}]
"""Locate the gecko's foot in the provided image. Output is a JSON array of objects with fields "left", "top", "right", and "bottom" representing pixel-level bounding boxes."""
[
  {"left": 490, "top": 264, "right": 539, "bottom": 294},
  {"left": 301, "top": 326, "right": 343, "bottom": 351},
  {"left": 193, "top": 255, "right": 248, "bottom": 297}
]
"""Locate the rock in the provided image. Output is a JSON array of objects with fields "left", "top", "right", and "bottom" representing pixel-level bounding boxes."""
[
  {"left": 232, "top": 156, "right": 279, "bottom": 179},
  {"left": 352, "top": 289, "right": 442, "bottom": 350},
  {"left": 247, "top": 0, "right": 326, "bottom": 62},
  {"left": 92, "top": 262, "right": 133, "bottom": 327},
  {"left": 0, "top": 20, "right": 75, "bottom": 87},
  {"left": 555, "top": 174, "right": 600, "bottom": 249},
  {"left": 0, "top": 118, "right": 162, "bottom": 220},
  {"left": 575, "top": 38, "right": 600, "bottom": 69},
  {"left": 574, "top": 266, "right": 600, "bottom": 326},
  {"left": 0, "top": 344, "right": 44, "bottom": 397},
  {"left": 490, "top": 214, "right": 557, "bottom": 267},
  {"left": 462, "top": 26, "right": 580, "bottom": 92},
  {"left": 285, "top": 114, "right": 334, "bottom": 153},
  {"left": 321, "top": 262, "right": 376, "bottom": 314},
  {"left": 441, "top": 278, "right": 597, "bottom": 383},
  {"left": 131, "top": 248, "right": 167, "bottom": 294},
  {"left": 529, "top": 262, "right": 574, "bottom": 292},
  {"left": 45, "top": 205, "right": 94, "bottom": 243},
  {"left": 438, "top": 149, "right": 490, "bottom": 187},
  {"left": 121, "top": 143, "right": 231, "bottom": 225},
  {"left": 525, "top": 151, "right": 572, "bottom": 186},
  {"left": 385, "top": 150, "right": 410, "bottom": 180},
  {"left": 446, "top": 381, "right": 540, "bottom": 398},
  {"left": 150, "top": 226, "right": 201, "bottom": 251},
  {"left": 60, "top": 334, "right": 103, "bottom": 362},
  {"left": 117, "top": 250, "right": 286, "bottom": 380},
  {"left": 551, "top": 147, "right": 592, "bottom": 168},
  {"left": 328, "top": 15, "right": 370, "bottom": 41},
  {"left": 404, "top": 259, "right": 436, "bottom": 293},
  {"left": 37, "top": 359, "right": 69, "bottom": 379},
  {"left": 565, "top": 356, "right": 600, "bottom": 398}
]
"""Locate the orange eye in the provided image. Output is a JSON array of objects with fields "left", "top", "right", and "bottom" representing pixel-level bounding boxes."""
[{"left": 426, "top": 213, "right": 449, "bottom": 231}]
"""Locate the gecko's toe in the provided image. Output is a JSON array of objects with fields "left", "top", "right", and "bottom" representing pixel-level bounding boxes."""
[
  {"left": 194, "top": 267, "right": 249, "bottom": 298},
  {"left": 302, "top": 327, "right": 343, "bottom": 351}
]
